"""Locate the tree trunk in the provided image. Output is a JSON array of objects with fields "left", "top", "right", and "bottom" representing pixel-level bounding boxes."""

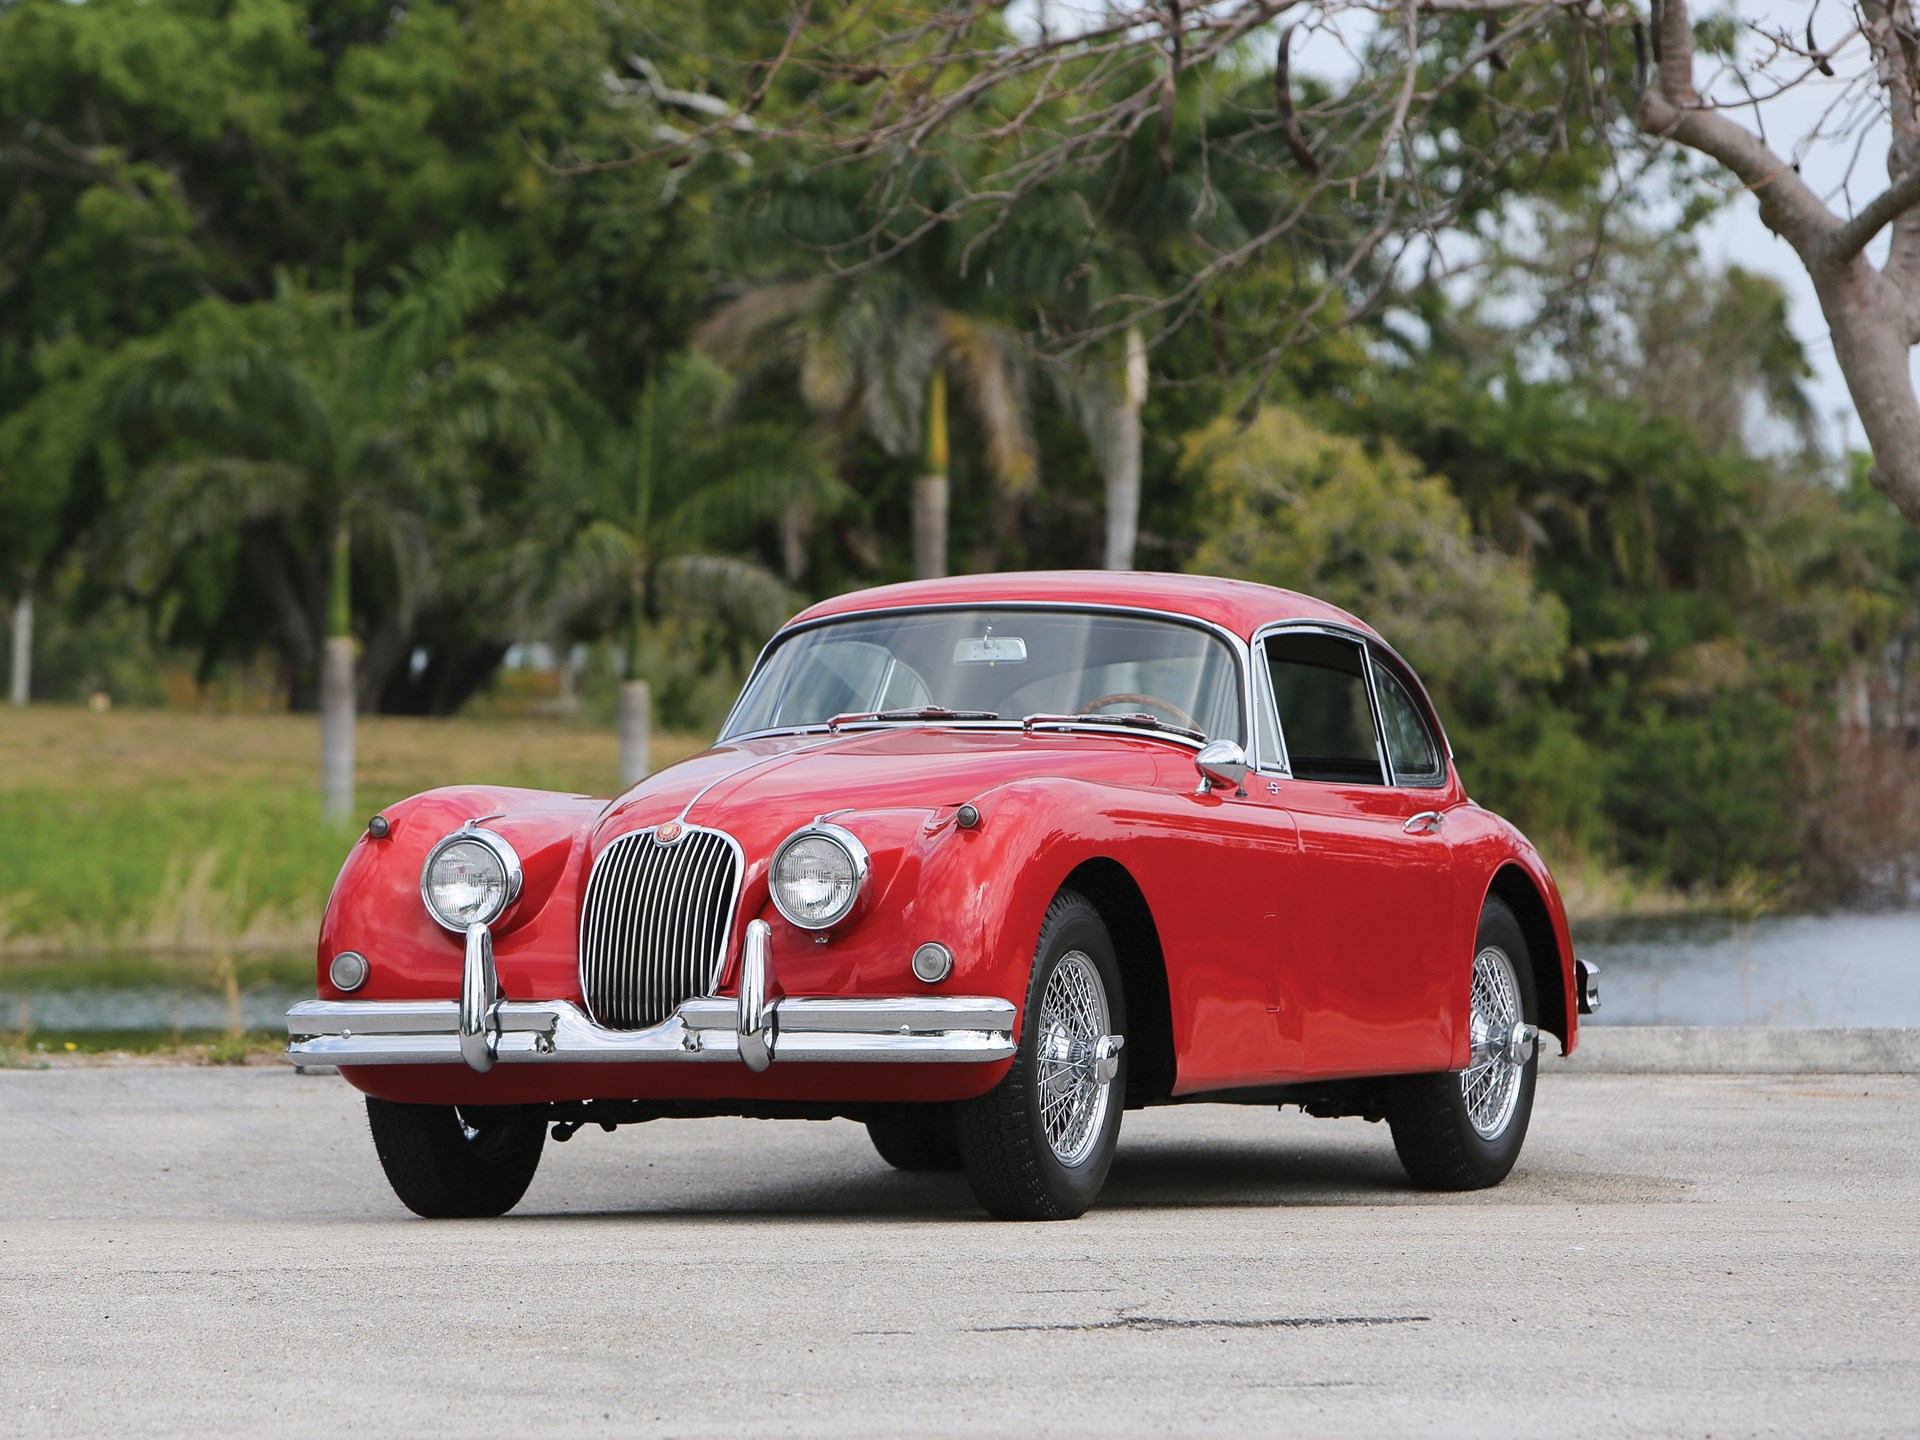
[
  {"left": 1104, "top": 324, "right": 1149, "bottom": 571},
  {"left": 780, "top": 500, "right": 810, "bottom": 582},
  {"left": 1635, "top": 0, "right": 1920, "bottom": 530},
  {"left": 914, "top": 367, "right": 950, "bottom": 579},
  {"left": 8, "top": 588, "right": 30, "bottom": 707},
  {"left": 618, "top": 678, "right": 652, "bottom": 791},
  {"left": 320, "top": 635, "right": 356, "bottom": 824},
  {"left": 1814, "top": 260, "right": 1920, "bottom": 528}
]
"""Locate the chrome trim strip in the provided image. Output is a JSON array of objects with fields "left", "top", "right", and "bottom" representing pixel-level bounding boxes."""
[{"left": 284, "top": 994, "right": 1018, "bottom": 1067}]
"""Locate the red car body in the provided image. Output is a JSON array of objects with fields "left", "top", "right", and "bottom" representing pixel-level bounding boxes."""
[{"left": 293, "top": 572, "right": 1583, "bottom": 1132}]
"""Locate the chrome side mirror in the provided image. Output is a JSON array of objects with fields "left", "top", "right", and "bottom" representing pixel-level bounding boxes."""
[{"left": 1193, "top": 740, "right": 1249, "bottom": 797}]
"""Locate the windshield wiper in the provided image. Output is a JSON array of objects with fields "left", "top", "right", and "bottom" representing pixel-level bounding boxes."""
[
  {"left": 1020, "top": 711, "right": 1206, "bottom": 742},
  {"left": 827, "top": 705, "right": 1002, "bottom": 731}
]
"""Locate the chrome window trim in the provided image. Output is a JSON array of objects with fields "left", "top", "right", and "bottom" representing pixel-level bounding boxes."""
[
  {"left": 1369, "top": 655, "right": 1449, "bottom": 791},
  {"left": 1250, "top": 619, "right": 1455, "bottom": 789},
  {"left": 717, "top": 600, "right": 1256, "bottom": 752},
  {"left": 1356, "top": 638, "right": 1392, "bottom": 786}
]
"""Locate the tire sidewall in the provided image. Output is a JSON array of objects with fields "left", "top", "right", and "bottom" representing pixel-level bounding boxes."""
[{"left": 1016, "top": 898, "right": 1129, "bottom": 1210}]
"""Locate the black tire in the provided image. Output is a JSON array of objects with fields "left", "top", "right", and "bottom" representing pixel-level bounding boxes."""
[
  {"left": 365, "top": 1098, "right": 547, "bottom": 1218},
  {"left": 1388, "top": 896, "right": 1538, "bottom": 1190},
  {"left": 865, "top": 1108, "right": 963, "bottom": 1171},
  {"left": 955, "top": 890, "right": 1128, "bottom": 1221}
]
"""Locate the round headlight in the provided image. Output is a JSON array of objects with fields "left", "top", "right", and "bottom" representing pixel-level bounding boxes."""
[
  {"left": 770, "top": 824, "right": 869, "bottom": 930},
  {"left": 420, "top": 829, "right": 522, "bottom": 931}
]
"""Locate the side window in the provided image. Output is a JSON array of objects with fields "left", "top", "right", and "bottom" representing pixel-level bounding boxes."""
[
  {"left": 1372, "top": 661, "right": 1446, "bottom": 787},
  {"left": 1264, "top": 633, "right": 1384, "bottom": 785}
]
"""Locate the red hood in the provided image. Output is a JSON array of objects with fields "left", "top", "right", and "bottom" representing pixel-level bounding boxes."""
[{"left": 594, "top": 727, "right": 1169, "bottom": 858}]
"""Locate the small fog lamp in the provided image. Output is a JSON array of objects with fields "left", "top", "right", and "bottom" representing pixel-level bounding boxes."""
[
  {"left": 911, "top": 942, "right": 954, "bottom": 984},
  {"left": 329, "top": 950, "right": 370, "bottom": 992}
]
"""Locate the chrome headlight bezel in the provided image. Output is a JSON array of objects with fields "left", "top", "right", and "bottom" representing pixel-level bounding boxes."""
[
  {"left": 419, "top": 827, "right": 523, "bottom": 933},
  {"left": 768, "top": 821, "right": 871, "bottom": 931}
]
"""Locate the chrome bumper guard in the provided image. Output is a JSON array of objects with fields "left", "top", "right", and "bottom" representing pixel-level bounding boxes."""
[
  {"left": 1575, "top": 957, "right": 1601, "bottom": 1015},
  {"left": 286, "top": 919, "right": 1017, "bottom": 1073}
]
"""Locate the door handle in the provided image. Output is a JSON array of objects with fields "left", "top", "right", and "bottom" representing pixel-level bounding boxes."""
[{"left": 1403, "top": 810, "right": 1445, "bottom": 835}]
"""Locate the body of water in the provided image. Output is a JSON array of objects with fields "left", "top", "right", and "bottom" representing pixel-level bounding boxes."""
[{"left": 1575, "top": 909, "right": 1920, "bottom": 1027}]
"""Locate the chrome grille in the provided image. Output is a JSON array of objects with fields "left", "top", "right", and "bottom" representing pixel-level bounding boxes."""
[{"left": 579, "top": 826, "right": 742, "bottom": 1030}]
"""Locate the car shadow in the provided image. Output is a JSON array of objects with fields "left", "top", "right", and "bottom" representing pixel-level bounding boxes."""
[{"left": 504, "top": 1126, "right": 1448, "bottom": 1224}]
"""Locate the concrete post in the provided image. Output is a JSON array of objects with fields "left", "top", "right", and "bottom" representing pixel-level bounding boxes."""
[
  {"left": 618, "top": 678, "right": 652, "bottom": 791},
  {"left": 1104, "top": 324, "right": 1148, "bottom": 572},
  {"left": 9, "top": 588, "right": 31, "bottom": 707},
  {"left": 320, "top": 635, "right": 356, "bottom": 824}
]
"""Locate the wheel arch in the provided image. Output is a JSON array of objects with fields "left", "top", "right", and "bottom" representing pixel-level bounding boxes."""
[
  {"left": 1060, "top": 857, "right": 1176, "bottom": 1106},
  {"left": 1484, "top": 864, "right": 1568, "bottom": 1052}
]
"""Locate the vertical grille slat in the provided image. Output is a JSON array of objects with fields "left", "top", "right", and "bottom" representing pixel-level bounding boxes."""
[{"left": 579, "top": 826, "right": 742, "bottom": 1030}]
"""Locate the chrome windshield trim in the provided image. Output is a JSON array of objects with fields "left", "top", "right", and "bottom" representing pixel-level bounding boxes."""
[{"left": 717, "top": 600, "right": 1255, "bottom": 751}]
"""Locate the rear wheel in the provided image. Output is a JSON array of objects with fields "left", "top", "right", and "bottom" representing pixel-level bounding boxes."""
[
  {"left": 955, "top": 890, "right": 1127, "bottom": 1220},
  {"left": 365, "top": 1098, "right": 547, "bottom": 1218},
  {"left": 1388, "top": 897, "right": 1538, "bottom": 1190},
  {"left": 866, "top": 1109, "right": 963, "bottom": 1172}
]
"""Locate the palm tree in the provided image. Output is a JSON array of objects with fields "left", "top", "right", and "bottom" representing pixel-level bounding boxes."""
[
  {"left": 695, "top": 273, "right": 1036, "bottom": 579},
  {"left": 109, "top": 234, "right": 551, "bottom": 820},
  {"left": 537, "top": 350, "right": 842, "bottom": 784}
]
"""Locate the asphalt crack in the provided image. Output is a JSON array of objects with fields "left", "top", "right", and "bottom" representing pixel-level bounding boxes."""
[{"left": 972, "top": 1314, "right": 1430, "bottom": 1334}]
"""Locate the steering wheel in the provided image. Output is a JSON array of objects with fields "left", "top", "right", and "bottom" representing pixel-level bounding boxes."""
[{"left": 1076, "top": 692, "right": 1199, "bottom": 731}]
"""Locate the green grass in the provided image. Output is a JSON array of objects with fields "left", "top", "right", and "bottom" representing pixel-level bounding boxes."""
[{"left": 0, "top": 707, "right": 708, "bottom": 955}]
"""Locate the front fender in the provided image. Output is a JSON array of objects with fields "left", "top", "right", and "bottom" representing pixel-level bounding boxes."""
[{"left": 317, "top": 786, "right": 602, "bottom": 1003}]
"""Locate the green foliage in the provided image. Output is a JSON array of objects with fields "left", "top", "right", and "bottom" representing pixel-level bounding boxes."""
[{"left": 1184, "top": 406, "right": 1567, "bottom": 708}]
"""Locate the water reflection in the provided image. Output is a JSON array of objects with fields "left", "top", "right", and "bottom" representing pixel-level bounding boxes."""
[
  {"left": 1574, "top": 909, "right": 1920, "bottom": 1026},
  {"left": 0, "top": 953, "right": 308, "bottom": 1036}
]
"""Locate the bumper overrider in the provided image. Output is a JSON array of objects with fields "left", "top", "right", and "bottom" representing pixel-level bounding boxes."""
[{"left": 286, "top": 918, "right": 1018, "bottom": 1073}]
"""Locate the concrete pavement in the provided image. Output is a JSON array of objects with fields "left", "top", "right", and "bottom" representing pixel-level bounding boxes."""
[{"left": 0, "top": 1062, "right": 1914, "bottom": 1437}]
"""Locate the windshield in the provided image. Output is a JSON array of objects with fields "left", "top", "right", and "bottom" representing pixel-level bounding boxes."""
[{"left": 723, "top": 607, "right": 1245, "bottom": 744}]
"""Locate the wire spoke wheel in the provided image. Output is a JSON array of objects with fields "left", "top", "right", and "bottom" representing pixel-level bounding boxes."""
[
  {"left": 954, "top": 889, "right": 1127, "bottom": 1220},
  {"left": 1387, "top": 897, "right": 1538, "bottom": 1192},
  {"left": 1461, "top": 945, "right": 1525, "bottom": 1140},
  {"left": 1035, "top": 949, "right": 1114, "bottom": 1167}
]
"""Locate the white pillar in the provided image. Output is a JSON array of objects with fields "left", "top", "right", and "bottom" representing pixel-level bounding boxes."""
[
  {"left": 320, "top": 636, "right": 356, "bottom": 824},
  {"left": 8, "top": 589, "right": 31, "bottom": 706},
  {"left": 618, "top": 678, "right": 652, "bottom": 790}
]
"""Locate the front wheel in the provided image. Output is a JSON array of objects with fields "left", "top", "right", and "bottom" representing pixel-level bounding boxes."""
[
  {"left": 1387, "top": 897, "right": 1539, "bottom": 1190},
  {"left": 866, "top": 1108, "right": 963, "bottom": 1172},
  {"left": 365, "top": 1098, "right": 547, "bottom": 1218},
  {"left": 955, "top": 890, "right": 1128, "bottom": 1220}
]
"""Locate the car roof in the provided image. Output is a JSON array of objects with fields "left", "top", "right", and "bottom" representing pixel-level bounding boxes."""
[{"left": 787, "top": 571, "right": 1378, "bottom": 642}]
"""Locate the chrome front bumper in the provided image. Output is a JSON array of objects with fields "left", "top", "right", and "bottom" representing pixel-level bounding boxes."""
[{"left": 286, "top": 918, "right": 1016, "bottom": 1072}]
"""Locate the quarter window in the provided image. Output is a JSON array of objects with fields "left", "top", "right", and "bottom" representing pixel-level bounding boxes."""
[
  {"left": 1264, "top": 633, "right": 1384, "bottom": 786},
  {"left": 1373, "top": 662, "right": 1445, "bottom": 787}
]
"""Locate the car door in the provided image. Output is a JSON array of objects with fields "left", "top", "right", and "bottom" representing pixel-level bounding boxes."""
[{"left": 1259, "top": 628, "right": 1458, "bottom": 1079}]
